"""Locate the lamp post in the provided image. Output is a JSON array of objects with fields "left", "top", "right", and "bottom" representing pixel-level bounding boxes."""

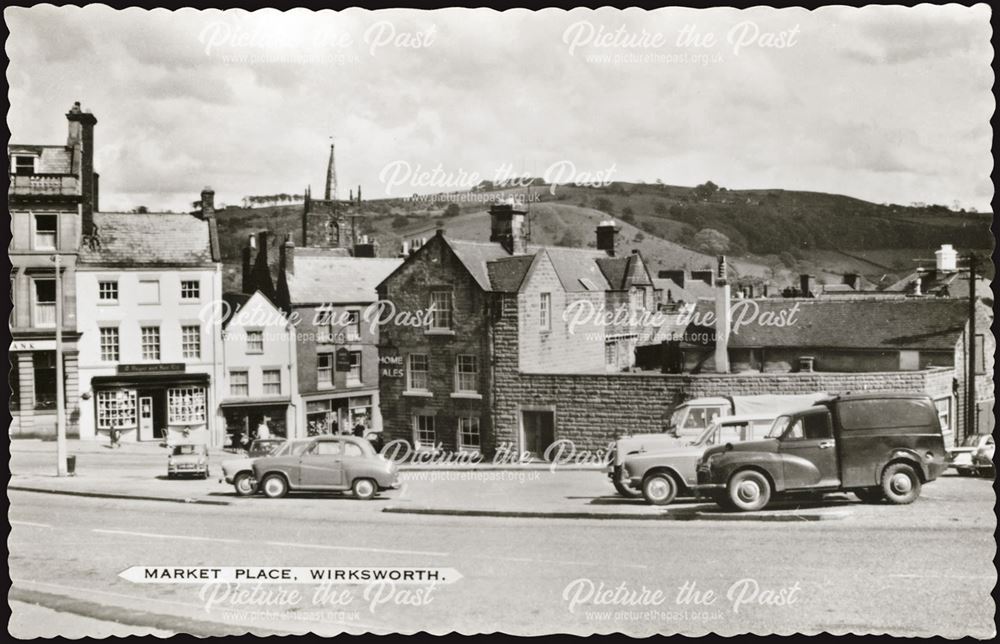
[{"left": 52, "top": 253, "right": 67, "bottom": 476}]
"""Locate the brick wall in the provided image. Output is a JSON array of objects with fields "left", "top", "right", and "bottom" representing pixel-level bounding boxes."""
[{"left": 293, "top": 303, "right": 379, "bottom": 394}]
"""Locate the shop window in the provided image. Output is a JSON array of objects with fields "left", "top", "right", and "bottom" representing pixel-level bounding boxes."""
[
  {"left": 33, "top": 352, "right": 57, "bottom": 410},
  {"left": 229, "top": 370, "right": 249, "bottom": 397},
  {"left": 429, "top": 290, "right": 452, "bottom": 330},
  {"left": 347, "top": 351, "right": 362, "bottom": 385},
  {"left": 455, "top": 355, "right": 479, "bottom": 393},
  {"left": 100, "top": 327, "right": 120, "bottom": 362},
  {"left": 33, "top": 279, "right": 56, "bottom": 328},
  {"left": 349, "top": 396, "right": 372, "bottom": 427},
  {"left": 181, "top": 280, "right": 200, "bottom": 301},
  {"left": 458, "top": 416, "right": 481, "bottom": 450},
  {"left": 141, "top": 326, "right": 160, "bottom": 360},
  {"left": 407, "top": 354, "right": 429, "bottom": 391},
  {"left": 539, "top": 293, "right": 551, "bottom": 331},
  {"left": 138, "top": 279, "right": 160, "bottom": 304},
  {"left": 306, "top": 399, "right": 338, "bottom": 436},
  {"left": 168, "top": 387, "right": 206, "bottom": 424},
  {"left": 246, "top": 329, "right": 264, "bottom": 354},
  {"left": 413, "top": 414, "right": 436, "bottom": 448},
  {"left": 96, "top": 390, "right": 137, "bottom": 429},
  {"left": 317, "top": 354, "right": 333, "bottom": 388},
  {"left": 262, "top": 369, "right": 282, "bottom": 395},
  {"left": 34, "top": 215, "right": 57, "bottom": 249},
  {"left": 182, "top": 325, "right": 201, "bottom": 359},
  {"left": 98, "top": 280, "right": 119, "bottom": 303}
]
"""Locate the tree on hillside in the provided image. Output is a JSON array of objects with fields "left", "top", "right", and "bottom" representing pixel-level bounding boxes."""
[
  {"left": 692, "top": 228, "right": 731, "bottom": 255},
  {"left": 693, "top": 181, "right": 719, "bottom": 200},
  {"left": 443, "top": 203, "right": 461, "bottom": 218},
  {"left": 556, "top": 230, "right": 582, "bottom": 247},
  {"left": 132, "top": 206, "right": 149, "bottom": 214},
  {"left": 595, "top": 197, "right": 614, "bottom": 215},
  {"left": 620, "top": 206, "right": 637, "bottom": 225},
  {"left": 654, "top": 200, "right": 669, "bottom": 216}
]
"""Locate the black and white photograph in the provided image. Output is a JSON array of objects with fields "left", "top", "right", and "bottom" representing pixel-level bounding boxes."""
[{"left": 5, "top": 3, "right": 996, "bottom": 638}]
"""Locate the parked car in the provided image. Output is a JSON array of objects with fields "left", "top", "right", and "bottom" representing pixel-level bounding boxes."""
[
  {"left": 220, "top": 438, "right": 312, "bottom": 496},
  {"left": 167, "top": 443, "right": 210, "bottom": 479},
  {"left": 947, "top": 433, "right": 995, "bottom": 477},
  {"left": 252, "top": 436, "right": 399, "bottom": 500},
  {"left": 696, "top": 393, "right": 947, "bottom": 511},
  {"left": 622, "top": 415, "right": 776, "bottom": 505},
  {"left": 607, "top": 393, "right": 827, "bottom": 497}
]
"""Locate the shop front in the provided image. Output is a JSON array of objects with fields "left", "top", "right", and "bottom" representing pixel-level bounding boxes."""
[
  {"left": 305, "top": 394, "right": 374, "bottom": 436},
  {"left": 221, "top": 400, "right": 291, "bottom": 449},
  {"left": 90, "top": 364, "right": 212, "bottom": 444}
]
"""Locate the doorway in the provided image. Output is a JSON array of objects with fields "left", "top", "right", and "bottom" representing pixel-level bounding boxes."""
[
  {"left": 521, "top": 410, "right": 555, "bottom": 459},
  {"left": 136, "top": 390, "right": 166, "bottom": 441}
]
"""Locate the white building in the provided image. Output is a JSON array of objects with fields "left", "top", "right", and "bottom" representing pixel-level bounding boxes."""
[
  {"left": 220, "top": 290, "right": 298, "bottom": 447},
  {"left": 75, "top": 204, "right": 225, "bottom": 445}
]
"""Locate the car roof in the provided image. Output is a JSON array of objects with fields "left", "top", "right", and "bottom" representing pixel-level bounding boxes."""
[{"left": 715, "top": 414, "right": 776, "bottom": 423}]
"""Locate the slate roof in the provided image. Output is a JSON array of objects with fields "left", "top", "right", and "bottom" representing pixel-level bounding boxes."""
[
  {"left": 448, "top": 239, "right": 515, "bottom": 291},
  {"left": 540, "top": 247, "right": 612, "bottom": 292},
  {"left": 715, "top": 298, "right": 971, "bottom": 351},
  {"left": 80, "top": 212, "right": 216, "bottom": 267},
  {"left": 885, "top": 269, "right": 993, "bottom": 301},
  {"left": 597, "top": 254, "right": 654, "bottom": 290},
  {"left": 285, "top": 254, "right": 402, "bottom": 304},
  {"left": 9, "top": 144, "right": 74, "bottom": 174},
  {"left": 487, "top": 255, "right": 535, "bottom": 293}
]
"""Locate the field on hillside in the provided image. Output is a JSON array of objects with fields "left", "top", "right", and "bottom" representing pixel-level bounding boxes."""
[{"left": 213, "top": 181, "right": 992, "bottom": 293}]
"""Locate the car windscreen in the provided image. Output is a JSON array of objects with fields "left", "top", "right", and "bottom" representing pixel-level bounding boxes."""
[
  {"left": 172, "top": 445, "right": 200, "bottom": 455},
  {"left": 961, "top": 434, "right": 986, "bottom": 447},
  {"left": 767, "top": 416, "right": 792, "bottom": 439}
]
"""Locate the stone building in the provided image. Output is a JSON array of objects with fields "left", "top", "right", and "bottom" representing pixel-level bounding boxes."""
[
  {"left": 8, "top": 101, "right": 98, "bottom": 437},
  {"left": 376, "top": 203, "right": 660, "bottom": 456}
]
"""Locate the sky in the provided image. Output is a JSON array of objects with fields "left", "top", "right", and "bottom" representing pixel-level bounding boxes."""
[{"left": 5, "top": 5, "right": 994, "bottom": 212}]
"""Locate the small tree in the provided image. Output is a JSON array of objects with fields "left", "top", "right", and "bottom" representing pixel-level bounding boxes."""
[
  {"left": 692, "top": 228, "right": 731, "bottom": 255},
  {"left": 595, "top": 197, "right": 614, "bottom": 215},
  {"left": 693, "top": 181, "right": 719, "bottom": 201},
  {"left": 443, "top": 203, "right": 461, "bottom": 218}
]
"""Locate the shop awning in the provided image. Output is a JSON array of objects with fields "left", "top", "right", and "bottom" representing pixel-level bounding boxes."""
[
  {"left": 220, "top": 397, "right": 291, "bottom": 408},
  {"left": 91, "top": 372, "right": 211, "bottom": 388}
]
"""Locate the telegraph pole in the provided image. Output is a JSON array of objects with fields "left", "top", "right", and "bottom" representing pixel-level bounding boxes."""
[
  {"left": 54, "top": 253, "right": 67, "bottom": 476},
  {"left": 966, "top": 254, "right": 977, "bottom": 442}
]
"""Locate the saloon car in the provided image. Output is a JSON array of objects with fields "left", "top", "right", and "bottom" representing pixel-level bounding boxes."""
[
  {"left": 167, "top": 443, "right": 210, "bottom": 479},
  {"left": 251, "top": 435, "right": 399, "bottom": 499},
  {"left": 221, "top": 438, "right": 313, "bottom": 496},
  {"left": 947, "top": 433, "right": 995, "bottom": 477}
]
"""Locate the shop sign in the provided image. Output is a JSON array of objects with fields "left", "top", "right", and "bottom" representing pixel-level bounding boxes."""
[
  {"left": 10, "top": 340, "right": 57, "bottom": 351},
  {"left": 118, "top": 363, "right": 186, "bottom": 374},
  {"left": 378, "top": 351, "right": 404, "bottom": 378},
  {"left": 335, "top": 348, "right": 352, "bottom": 372}
]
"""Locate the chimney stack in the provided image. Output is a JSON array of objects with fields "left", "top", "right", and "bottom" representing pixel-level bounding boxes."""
[
  {"left": 596, "top": 220, "right": 619, "bottom": 256},
  {"left": 280, "top": 232, "right": 295, "bottom": 276},
  {"left": 200, "top": 186, "right": 215, "bottom": 219},
  {"left": 354, "top": 234, "right": 377, "bottom": 258},
  {"left": 489, "top": 200, "right": 528, "bottom": 255},
  {"left": 357, "top": 184, "right": 362, "bottom": 205},
  {"left": 67, "top": 101, "right": 98, "bottom": 236},
  {"left": 242, "top": 234, "right": 257, "bottom": 294},
  {"left": 714, "top": 255, "right": 730, "bottom": 374}
]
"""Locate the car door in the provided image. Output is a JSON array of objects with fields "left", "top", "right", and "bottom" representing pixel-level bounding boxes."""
[
  {"left": 299, "top": 439, "right": 346, "bottom": 488},
  {"left": 779, "top": 411, "right": 841, "bottom": 489}
]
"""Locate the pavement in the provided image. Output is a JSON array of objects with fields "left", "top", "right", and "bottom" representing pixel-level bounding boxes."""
[{"left": 8, "top": 481, "right": 997, "bottom": 638}]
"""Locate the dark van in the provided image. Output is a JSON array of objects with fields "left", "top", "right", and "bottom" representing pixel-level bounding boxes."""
[{"left": 696, "top": 393, "right": 947, "bottom": 511}]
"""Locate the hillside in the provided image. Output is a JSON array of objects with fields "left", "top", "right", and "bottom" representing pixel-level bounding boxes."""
[{"left": 213, "top": 181, "right": 993, "bottom": 293}]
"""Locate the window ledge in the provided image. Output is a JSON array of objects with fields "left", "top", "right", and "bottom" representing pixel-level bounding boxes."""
[
  {"left": 403, "top": 390, "right": 434, "bottom": 398},
  {"left": 450, "top": 392, "right": 483, "bottom": 400},
  {"left": 424, "top": 329, "right": 456, "bottom": 336}
]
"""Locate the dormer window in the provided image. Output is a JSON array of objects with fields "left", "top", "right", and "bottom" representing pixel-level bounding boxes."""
[{"left": 13, "top": 155, "right": 36, "bottom": 175}]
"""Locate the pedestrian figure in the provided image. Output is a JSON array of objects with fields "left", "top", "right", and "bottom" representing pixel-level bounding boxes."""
[
  {"left": 257, "top": 417, "right": 271, "bottom": 440},
  {"left": 353, "top": 421, "right": 365, "bottom": 438}
]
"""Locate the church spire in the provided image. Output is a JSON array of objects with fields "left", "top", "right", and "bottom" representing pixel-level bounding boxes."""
[{"left": 324, "top": 139, "right": 337, "bottom": 201}]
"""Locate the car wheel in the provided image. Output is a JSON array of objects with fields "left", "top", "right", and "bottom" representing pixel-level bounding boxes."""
[
  {"left": 352, "top": 478, "right": 377, "bottom": 500},
  {"left": 261, "top": 474, "right": 288, "bottom": 499},
  {"left": 726, "top": 470, "right": 772, "bottom": 512},
  {"left": 233, "top": 472, "right": 257, "bottom": 497},
  {"left": 642, "top": 472, "right": 678, "bottom": 506},
  {"left": 853, "top": 487, "right": 883, "bottom": 503},
  {"left": 612, "top": 466, "right": 642, "bottom": 498},
  {"left": 881, "top": 463, "right": 921, "bottom": 505}
]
